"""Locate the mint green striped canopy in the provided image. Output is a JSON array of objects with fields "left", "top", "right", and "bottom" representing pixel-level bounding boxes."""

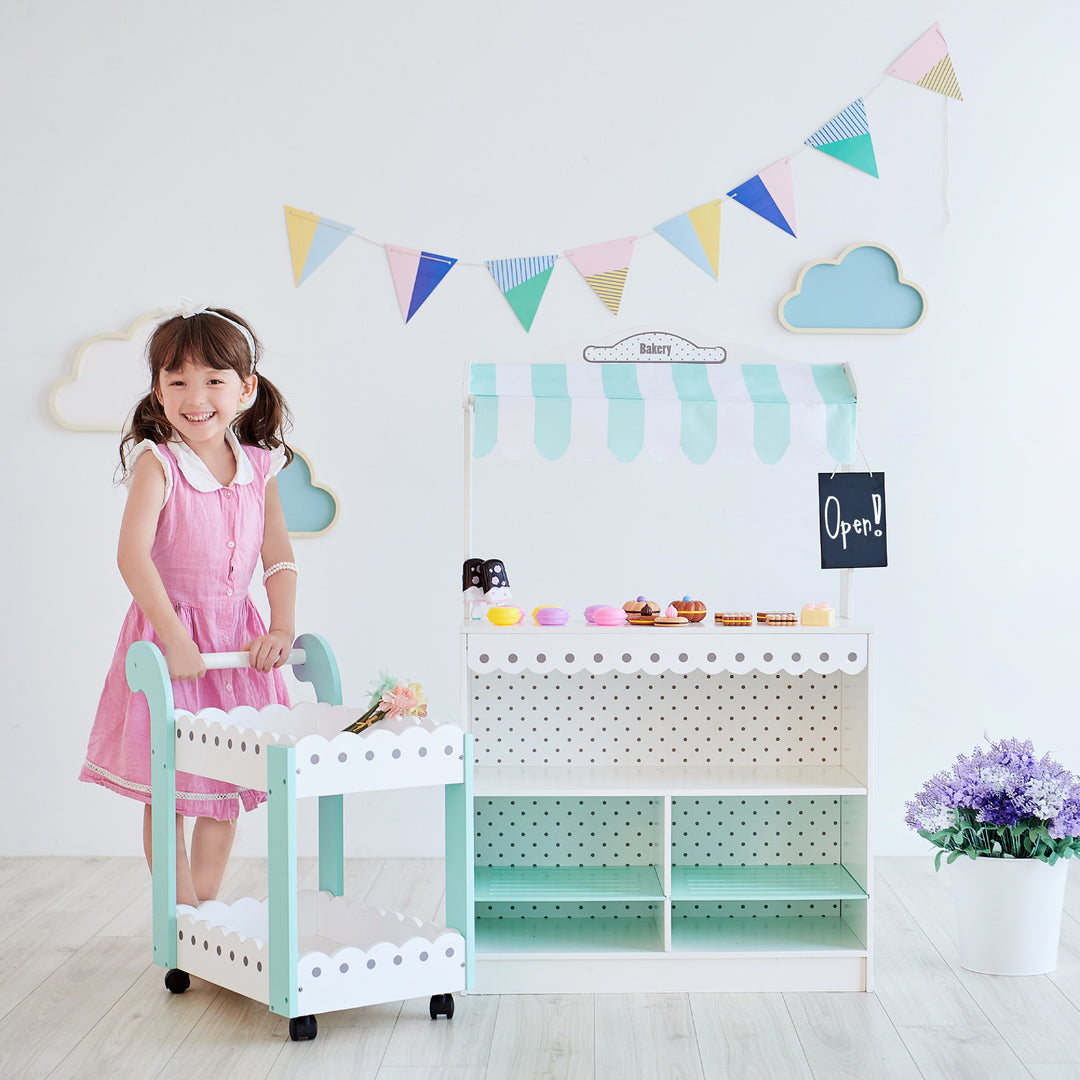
[{"left": 469, "top": 362, "right": 856, "bottom": 465}]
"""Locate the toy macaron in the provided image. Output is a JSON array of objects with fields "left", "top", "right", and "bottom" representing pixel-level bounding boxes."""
[
  {"left": 592, "top": 605, "right": 627, "bottom": 626},
  {"left": 583, "top": 604, "right": 604, "bottom": 623},
  {"left": 533, "top": 605, "right": 570, "bottom": 626},
  {"left": 487, "top": 605, "right": 524, "bottom": 626}
]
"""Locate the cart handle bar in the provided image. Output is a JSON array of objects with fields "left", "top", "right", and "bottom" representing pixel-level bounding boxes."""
[{"left": 202, "top": 649, "right": 307, "bottom": 670}]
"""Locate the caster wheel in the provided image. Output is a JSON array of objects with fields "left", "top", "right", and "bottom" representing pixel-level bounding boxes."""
[
  {"left": 289, "top": 1014, "right": 318, "bottom": 1041},
  {"left": 164, "top": 969, "right": 190, "bottom": 994},
  {"left": 429, "top": 993, "right": 455, "bottom": 1020}
]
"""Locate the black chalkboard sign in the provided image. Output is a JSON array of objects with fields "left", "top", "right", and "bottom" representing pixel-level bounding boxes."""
[{"left": 818, "top": 472, "right": 887, "bottom": 568}]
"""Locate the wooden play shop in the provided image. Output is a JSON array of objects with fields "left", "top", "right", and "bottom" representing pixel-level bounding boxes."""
[{"left": 460, "top": 347, "right": 873, "bottom": 993}]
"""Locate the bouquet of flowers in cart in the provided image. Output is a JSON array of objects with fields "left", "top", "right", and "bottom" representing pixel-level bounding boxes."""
[
  {"left": 905, "top": 737, "right": 1080, "bottom": 870},
  {"left": 342, "top": 672, "right": 428, "bottom": 734}
]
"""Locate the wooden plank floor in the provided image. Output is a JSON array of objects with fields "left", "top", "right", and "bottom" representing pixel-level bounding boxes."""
[{"left": 2, "top": 856, "right": 1078, "bottom": 1078}]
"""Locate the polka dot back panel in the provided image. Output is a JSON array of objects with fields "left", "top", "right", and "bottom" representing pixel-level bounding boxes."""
[{"left": 469, "top": 670, "right": 844, "bottom": 767}]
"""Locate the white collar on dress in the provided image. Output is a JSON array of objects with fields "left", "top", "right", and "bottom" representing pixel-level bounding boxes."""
[{"left": 168, "top": 428, "right": 254, "bottom": 492}]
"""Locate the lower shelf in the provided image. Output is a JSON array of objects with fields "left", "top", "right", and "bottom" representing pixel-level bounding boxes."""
[
  {"left": 476, "top": 915, "right": 665, "bottom": 955},
  {"left": 174, "top": 891, "right": 466, "bottom": 1014},
  {"left": 671, "top": 914, "right": 866, "bottom": 954}
]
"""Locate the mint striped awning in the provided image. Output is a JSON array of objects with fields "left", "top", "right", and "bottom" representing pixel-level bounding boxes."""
[{"left": 469, "top": 362, "right": 857, "bottom": 465}]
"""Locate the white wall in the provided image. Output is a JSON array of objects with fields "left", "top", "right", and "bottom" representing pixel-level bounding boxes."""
[{"left": 4, "top": 1, "right": 1078, "bottom": 860}]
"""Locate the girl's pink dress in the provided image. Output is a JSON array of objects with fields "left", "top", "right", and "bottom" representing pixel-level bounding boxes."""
[{"left": 79, "top": 433, "right": 290, "bottom": 820}]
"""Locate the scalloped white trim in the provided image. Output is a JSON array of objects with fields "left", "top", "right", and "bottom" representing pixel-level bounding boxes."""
[
  {"left": 172, "top": 702, "right": 466, "bottom": 795},
  {"left": 466, "top": 632, "right": 868, "bottom": 677},
  {"left": 175, "top": 892, "right": 466, "bottom": 1013}
]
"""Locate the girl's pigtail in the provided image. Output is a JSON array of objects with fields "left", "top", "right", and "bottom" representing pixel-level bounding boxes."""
[
  {"left": 118, "top": 391, "right": 173, "bottom": 478},
  {"left": 235, "top": 373, "right": 294, "bottom": 465}
]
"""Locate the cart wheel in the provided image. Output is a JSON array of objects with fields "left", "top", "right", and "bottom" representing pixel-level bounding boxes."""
[
  {"left": 429, "top": 993, "right": 455, "bottom": 1020},
  {"left": 289, "top": 1014, "right": 318, "bottom": 1041},
  {"left": 164, "top": 969, "right": 190, "bottom": 994}
]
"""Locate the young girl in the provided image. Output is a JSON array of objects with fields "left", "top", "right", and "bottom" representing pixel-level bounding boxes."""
[{"left": 79, "top": 302, "right": 297, "bottom": 907}]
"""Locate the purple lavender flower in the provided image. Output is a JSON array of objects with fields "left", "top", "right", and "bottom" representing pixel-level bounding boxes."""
[{"left": 905, "top": 737, "right": 1080, "bottom": 863}]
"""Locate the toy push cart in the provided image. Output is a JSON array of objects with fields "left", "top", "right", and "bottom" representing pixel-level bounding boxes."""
[{"left": 127, "top": 633, "right": 474, "bottom": 1042}]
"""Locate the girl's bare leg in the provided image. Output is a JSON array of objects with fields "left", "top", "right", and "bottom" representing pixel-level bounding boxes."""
[
  {"left": 143, "top": 806, "right": 199, "bottom": 906},
  {"left": 190, "top": 817, "right": 237, "bottom": 902}
]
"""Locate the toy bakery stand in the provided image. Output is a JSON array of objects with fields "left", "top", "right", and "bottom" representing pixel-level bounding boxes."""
[
  {"left": 127, "top": 633, "right": 474, "bottom": 1041},
  {"left": 462, "top": 356, "right": 872, "bottom": 993}
]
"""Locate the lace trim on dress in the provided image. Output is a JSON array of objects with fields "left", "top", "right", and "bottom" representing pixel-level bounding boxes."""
[{"left": 81, "top": 759, "right": 240, "bottom": 802}]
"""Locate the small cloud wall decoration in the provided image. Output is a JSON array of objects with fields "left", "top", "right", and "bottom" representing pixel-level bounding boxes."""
[
  {"left": 278, "top": 449, "right": 340, "bottom": 537},
  {"left": 779, "top": 242, "right": 926, "bottom": 333},
  {"left": 50, "top": 310, "right": 164, "bottom": 430}
]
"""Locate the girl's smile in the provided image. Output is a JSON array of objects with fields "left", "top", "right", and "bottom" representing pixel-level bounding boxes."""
[{"left": 155, "top": 361, "right": 257, "bottom": 452}]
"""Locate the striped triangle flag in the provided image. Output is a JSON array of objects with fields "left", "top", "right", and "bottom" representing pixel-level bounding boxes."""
[
  {"left": 564, "top": 237, "right": 636, "bottom": 315},
  {"left": 385, "top": 244, "right": 457, "bottom": 323},
  {"left": 654, "top": 199, "right": 723, "bottom": 278},
  {"left": 727, "top": 158, "right": 797, "bottom": 237},
  {"left": 805, "top": 99, "right": 878, "bottom": 178},
  {"left": 284, "top": 206, "right": 354, "bottom": 286},
  {"left": 887, "top": 22, "right": 963, "bottom": 101},
  {"left": 485, "top": 255, "right": 557, "bottom": 331}
]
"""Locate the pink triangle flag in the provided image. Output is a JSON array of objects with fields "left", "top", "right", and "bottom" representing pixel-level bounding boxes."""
[
  {"left": 564, "top": 237, "right": 637, "bottom": 315},
  {"left": 887, "top": 22, "right": 963, "bottom": 100},
  {"left": 385, "top": 244, "right": 457, "bottom": 323}
]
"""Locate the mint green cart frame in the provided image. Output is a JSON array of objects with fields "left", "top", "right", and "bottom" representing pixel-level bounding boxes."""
[{"left": 126, "top": 632, "right": 475, "bottom": 1041}]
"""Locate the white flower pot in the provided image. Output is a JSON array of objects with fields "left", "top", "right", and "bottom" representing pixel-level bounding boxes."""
[{"left": 949, "top": 855, "right": 1070, "bottom": 975}]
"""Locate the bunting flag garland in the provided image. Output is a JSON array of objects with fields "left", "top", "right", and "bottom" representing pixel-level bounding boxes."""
[
  {"left": 486, "top": 256, "right": 558, "bottom": 331},
  {"left": 654, "top": 199, "right": 723, "bottom": 279},
  {"left": 284, "top": 205, "right": 354, "bottom": 286},
  {"left": 805, "top": 99, "right": 878, "bottom": 178},
  {"left": 564, "top": 237, "right": 637, "bottom": 315},
  {"left": 887, "top": 22, "right": 963, "bottom": 101},
  {"left": 385, "top": 244, "right": 458, "bottom": 323},
  {"left": 727, "top": 158, "right": 797, "bottom": 237},
  {"left": 283, "top": 24, "right": 958, "bottom": 328}
]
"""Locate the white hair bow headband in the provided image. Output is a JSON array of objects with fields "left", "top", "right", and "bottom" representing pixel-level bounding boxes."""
[{"left": 174, "top": 296, "right": 257, "bottom": 368}]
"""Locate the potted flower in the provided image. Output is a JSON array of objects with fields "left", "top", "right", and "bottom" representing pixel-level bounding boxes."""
[{"left": 905, "top": 737, "right": 1080, "bottom": 974}]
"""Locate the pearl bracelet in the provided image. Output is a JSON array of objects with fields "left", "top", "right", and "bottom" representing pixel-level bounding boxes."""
[{"left": 262, "top": 561, "right": 299, "bottom": 586}]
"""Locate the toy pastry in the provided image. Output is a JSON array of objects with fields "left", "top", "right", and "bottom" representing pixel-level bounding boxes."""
[
  {"left": 592, "top": 605, "right": 628, "bottom": 626},
  {"left": 671, "top": 597, "right": 707, "bottom": 623},
  {"left": 654, "top": 604, "right": 689, "bottom": 626},
  {"left": 716, "top": 612, "right": 752, "bottom": 626},
  {"left": 759, "top": 611, "right": 798, "bottom": 625},
  {"left": 623, "top": 596, "right": 660, "bottom": 624},
  {"left": 801, "top": 603, "right": 836, "bottom": 627},
  {"left": 487, "top": 605, "right": 523, "bottom": 626},
  {"left": 584, "top": 604, "right": 604, "bottom": 623},
  {"left": 534, "top": 606, "right": 569, "bottom": 626}
]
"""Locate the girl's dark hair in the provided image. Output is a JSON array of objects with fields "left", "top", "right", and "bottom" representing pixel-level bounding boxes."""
[{"left": 119, "top": 308, "right": 293, "bottom": 476}]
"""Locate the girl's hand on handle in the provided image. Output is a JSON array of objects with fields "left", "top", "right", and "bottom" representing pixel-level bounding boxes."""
[
  {"left": 245, "top": 629, "right": 294, "bottom": 672},
  {"left": 165, "top": 636, "right": 207, "bottom": 681}
]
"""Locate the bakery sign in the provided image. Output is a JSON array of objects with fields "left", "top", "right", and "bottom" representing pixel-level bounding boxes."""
[
  {"left": 818, "top": 471, "right": 888, "bottom": 569},
  {"left": 583, "top": 332, "right": 727, "bottom": 364}
]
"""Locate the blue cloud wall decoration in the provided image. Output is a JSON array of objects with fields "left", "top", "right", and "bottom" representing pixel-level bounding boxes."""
[{"left": 779, "top": 243, "right": 926, "bottom": 333}]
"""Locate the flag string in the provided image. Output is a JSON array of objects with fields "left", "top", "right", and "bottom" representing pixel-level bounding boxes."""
[{"left": 285, "top": 24, "right": 960, "bottom": 325}]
